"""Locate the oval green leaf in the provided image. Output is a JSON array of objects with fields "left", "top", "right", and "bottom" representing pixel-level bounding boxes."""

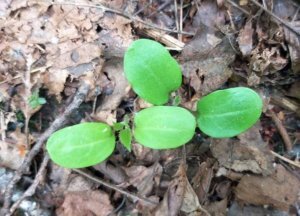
[
  {"left": 120, "top": 128, "right": 132, "bottom": 151},
  {"left": 124, "top": 39, "right": 182, "bottom": 105},
  {"left": 197, "top": 87, "right": 263, "bottom": 138},
  {"left": 46, "top": 123, "right": 115, "bottom": 168},
  {"left": 134, "top": 106, "right": 196, "bottom": 149}
]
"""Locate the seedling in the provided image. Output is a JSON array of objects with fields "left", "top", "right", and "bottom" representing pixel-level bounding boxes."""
[
  {"left": 124, "top": 39, "right": 182, "bottom": 105},
  {"left": 113, "top": 115, "right": 132, "bottom": 151},
  {"left": 29, "top": 90, "right": 46, "bottom": 109},
  {"left": 46, "top": 122, "right": 115, "bottom": 168},
  {"left": 196, "top": 87, "right": 262, "bottom": 138},
  {"left": 46, "top": 39, "right": 264, "bottom": 169},
  {"left": 133, "top": 106, "right": 196, "bottom": 149}
]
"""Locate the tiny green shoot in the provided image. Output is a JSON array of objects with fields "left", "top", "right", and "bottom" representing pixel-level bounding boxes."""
[{"left": 29, "top": 90, "right": 46, "bottom": 109}]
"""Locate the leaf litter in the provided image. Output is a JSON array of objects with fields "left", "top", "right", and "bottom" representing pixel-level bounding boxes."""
[{"left": 0, "top": 0, "right": 299, "bottom": 215}]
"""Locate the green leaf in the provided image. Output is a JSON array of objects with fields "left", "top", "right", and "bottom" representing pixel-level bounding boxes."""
[
  {"left": 196, "top": 87, "right": 263, "bottom": 138},
  {"left": 124, "top": 39, "right": 182, "bottom": 105},
  {"left": 120, "top": 128, "right": 132, "bottom": 151},
  {"left": 29, "top": 90, "right": 46, "bottom": 109},
  {"left": 46, "top": 123, "right": 115, "bottom": 168},
  {"left": 113, "top": 122, "right": 125, "bottom": 132},
  {"left": 134, "top": 106, "right": 196, "bottom": 149}
]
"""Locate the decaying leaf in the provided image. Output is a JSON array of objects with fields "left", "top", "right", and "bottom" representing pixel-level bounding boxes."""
[
  {"left": 228, "top": 201, "right": 289, "bottom": 216},
  {"left": 191, "top": 160, "right": 214, "bottom": 203},
  {"left": 124, "top": 162, "right": 162, "bottom": 196},
  {"left": 235, "top": 164, "right": 300, "bottom": 211},
  {"left": 238, "top": 20, "right": 253, "bottom": 57},
  {"left": 210, "top": 125, "right": 274, "bottom": 175},
  {"left": 153, "top": 163, "right": 187, "bottom": 216},
  {"left": 180, "top": 24, "right": 235, "bottom": 96},
  {"left": 56, "top": 190, "right": 113, "bottom": 216},
  {"left": 94, "top": 59, "right": 130, "bottom": 125}
]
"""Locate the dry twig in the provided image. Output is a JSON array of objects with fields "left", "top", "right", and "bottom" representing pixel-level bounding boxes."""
[
  {"left": 2, "top": 83, "right": 90, "bottom": 215},
  {"left": 72, "top": 168, "right": 158, "bottom": 206},
  {"left": 50, "top": 1, "right": 194, "bottom": 36},
  {"left": 268, "top": 110, "right": 293, "bottom": 152},
  {"left": 9, "top": 154, "right": 50, "bottom": 214},
  {"left": 249, "top": 0, "right": 300, "bottom": 36},
  {"left": 270, "top": 150, "right": 300, "bottom": 169}
]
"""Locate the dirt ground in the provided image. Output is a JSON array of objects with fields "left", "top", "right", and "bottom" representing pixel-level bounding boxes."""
[{"left": 0, "top": 0, "right": 299, "bottom": 215}]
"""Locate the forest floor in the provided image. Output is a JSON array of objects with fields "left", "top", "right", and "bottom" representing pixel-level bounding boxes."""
[{"left": 0, "top": 0, "right": 300, "bottom": 215}]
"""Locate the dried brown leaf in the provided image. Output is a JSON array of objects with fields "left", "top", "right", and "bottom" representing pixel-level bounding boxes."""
[
  {"left": 124, "top": 162, "right": 162, "bottom": 196},
  {"left": 211, "top": 125, "right": 274, "bottom": 175},
  {"left": 238, "top": 20, "right": 253, "bottom": 57},
  {"left": 191, "top": 161, "right": 214, "bottom": 203},
  {"left": 153, "top": 163, "right": 187, "bottom": 216},
  {"left": 235, "top": 164, "right": 300, "bottom": 211},
  {"left": 180, "top": 24, "right": 235, "bottom": 96},
  {"left": 94, "top": 59, "right": 130, "bottom": 124},
  {"left": 56, "top": 190, "right": 113, "bottom": 216}
]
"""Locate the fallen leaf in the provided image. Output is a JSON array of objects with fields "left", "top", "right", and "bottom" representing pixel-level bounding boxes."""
[
  {"left": 238, "top": 20, "right": 253, "bottom": 57},
  {"left": 94, "top": 59, "right": 130, "bottom": 125},
  {"left": 228, "top": 201, "right": 289, "bottom": 216},
  {"left": 235, "top": 164, "right": 300, "bottom": 211},
  {"left": 124, "top": 162, "right": 162, "bottom": 196},
  {"left": 180, "top": 24, "right": 235, "bottom": 96},
  {"left": 181, "top": 179, "right": 207, "bottom": 216},
  {"left": 210, "top": 125, "right": 274, "bottom": 175},
  {"left": 286, "top": 80, "right": 300, "bottom": 100},
  {"left": 153, "top": 163, "right": 187, "bottom": 216},
  {"left": 191, "top": 160, "right": 214, "bottom": 203},
  {"left": 56, "top": 190, "right": 113, "bottom": 216},
  {"left": 205, "top": 198, "right": 227, "bottom": 216}
]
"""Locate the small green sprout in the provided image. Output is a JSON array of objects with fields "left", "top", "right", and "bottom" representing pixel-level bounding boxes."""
[
  {"left": 124, "top": 39, "right": 182, "bottom": 105},
  {"left": 113, "top": 115, "right": 132, "bottom": 151},
  {"left": 29, "top": 90, "right": 46, "bottom": 109}
]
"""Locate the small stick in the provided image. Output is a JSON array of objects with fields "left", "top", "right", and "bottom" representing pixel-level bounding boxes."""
[
  {"left": 249, "top": 0, "right": 300, "bottom": 37},
  {"left": 179, "top": 0, "right": 183, "bottom": 41},
  {"left": 268, "top": 110, "right": 293, "bottom": 152},
  {"left": 9, "top": 154, "right": 50, "bottom": 215},
  {"left": 72, "top": 169, "right": 158, "bottom": 205},
  {"left": 2, "top": 83, "right": 90, "bottom": 214},
  {"left": 50, "top": 1, "right": 194, "bottom": 36},
  {"left": 225, "top": 0, "right": 251, "bottom": 16},
  {"left": 270, "top": 150, "right": 300, "bottom": 169}
]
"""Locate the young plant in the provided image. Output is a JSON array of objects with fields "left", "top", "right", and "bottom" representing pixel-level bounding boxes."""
[
  {"left": 29, "top": 90, "right": 46, "bottom": 109},
  {"left": 113, "top": 115, "right": 132, "bottom": 151},
  {"left": 133, "top": 106, "right": 196, "bottom": 149},
  {"left": 46, "top": 122, "right": 115, "bottom": 168},
  {"left": 196, "top": 87, "right": 262, "bottom": 138},
  {"left": 124, "top": 39, "right": 182, "bottom": 105}
]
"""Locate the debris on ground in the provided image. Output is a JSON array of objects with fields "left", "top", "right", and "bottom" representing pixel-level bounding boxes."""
[{"left": 0, "top": 0, "right": 299, "bottom": 215}]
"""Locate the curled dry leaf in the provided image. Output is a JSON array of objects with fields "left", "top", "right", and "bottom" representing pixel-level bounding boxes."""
[
  {"left": 124, "top": 162, "right": 163, "bottom": 196},
  {"left": 153, "top": 163, "right": 187, "bottom": 216},
  {"left": 284, "top": 23, "right": 300, "bottom": 73},
  {"left": 56, "top": 190, "right": 113, "bottom": 216},
  {"left": 94, "top": 59, "right": 130, "bottom": 125},
  {"left": 191, "top": 160, "right": 214, "bottom": 203},
  {"left": 235, "top": 164, "right": 300, "bottom": 211},
  {"left": 238, "top": 20, "right": 253, "bottom": 57},
  {"left": 210, "top": 125, "right": 274, "bottom": 175},
  {"left": 180, "top": 24, "right": 235, "bottom": 96}
]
